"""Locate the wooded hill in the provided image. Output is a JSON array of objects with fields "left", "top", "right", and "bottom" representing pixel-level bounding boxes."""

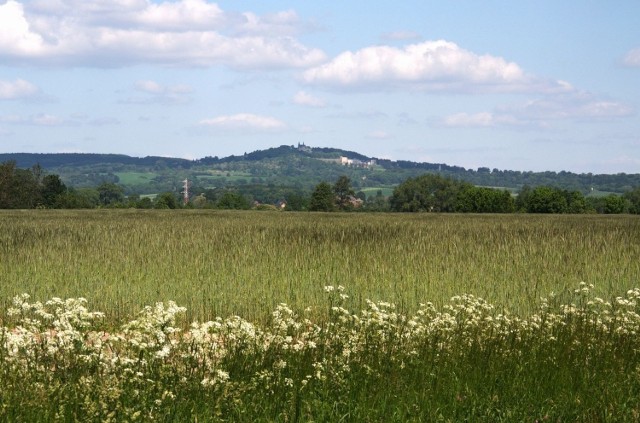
[{"left": 1, "top": 145, "right": 638, "bottom": 196}]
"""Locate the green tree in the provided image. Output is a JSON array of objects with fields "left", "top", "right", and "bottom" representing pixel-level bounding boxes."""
[
  {"left": 333, "top": 175, "right": 355, "bottom": 210},
  {"left": 137, "top": 197, "right": 154, "bottom": 209},
  {"left": 0, "top": 161, "right": 15, "bottom": 208},
  {"left": 57, "top": 188, "right": 99, "bottom": 209},
  {"left": 525, "top": 186, "right": 568, "bottom": 213},
  {"left": 284, "top": 192, "right": 308, "bottom": 211},
  {"left": 564, "top": 190, "right": 587, "bottom": 214},
  {"left": 515, "top": 185, "right": 532, "bottom": 212},
  {"left": 155, "top": 192, "right": 180, "bottom": 209},
  {"left": 455, "top": 186, "right": 514, "bottom": 213},
  {"left": 389, "top": 174, "right": 464, "bottom": 212},
  {"left": 364, "top": 190, "right": 389, "bottom": 212},
  {"left": 14, "top": 168, "right": 41, "bottom": 208},
  {"left": 97, "top": 182, "right": 125, "bottom": 206},
  {"left": 125, "top": 194, "right": 140, "bottom": 208},
  {"left": 0, "top": 161, "right": 41, "bottom": 208},
  {"left": 191, "top": 194, "right": 209, "bottom": 209},
  {"left": 602, "top": 194, "right": 627, "bottom": 214},
  {"left": 623, "top": 187, "right": 640, "bottom": 214},
  {"left": 216, "top": 191, "right": 250, "bottom": 210},
  {"left": 41, "top": 174, "right": 67, "bottom": 208},
  {"left": 309, "top": 181, "right": 335, "bottom": 211}
]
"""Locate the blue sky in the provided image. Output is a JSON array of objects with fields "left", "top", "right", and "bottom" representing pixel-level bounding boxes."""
[{"left": 0, "top": 0, "right": 639, "bottom": 173}]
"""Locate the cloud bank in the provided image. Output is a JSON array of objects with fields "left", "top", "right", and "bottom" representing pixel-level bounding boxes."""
[
  {"left": 199, "top": 113, "right": 286, "bottom": 130},
  {"left": 440, "top": 91, "right": 634, "bottom": 129},
  {"left": 303, "top": 40, "right": 570, "bottom": 93},
  {"left": 0, "top": 0, "right": 325, "bottom": 68}
]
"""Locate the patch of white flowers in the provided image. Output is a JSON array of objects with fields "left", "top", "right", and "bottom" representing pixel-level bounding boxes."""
[{"left": 2, "top": 282, "right": 640, "bottom": 419}]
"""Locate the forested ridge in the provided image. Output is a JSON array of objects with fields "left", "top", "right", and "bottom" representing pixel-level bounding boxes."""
[
  {"left": 1, "top": 145, "right": 638, "bottom": 195},
  {"left": 2, "top": 146, "right": 640, "bottom": 213}
]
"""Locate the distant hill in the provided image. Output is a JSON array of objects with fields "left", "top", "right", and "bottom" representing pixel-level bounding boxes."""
[
  {"left": 0, "top": 152, "right": 192, "bottom": 169},
  {"left": 1, "top": 145, "right": 638, "bottom": 195}
]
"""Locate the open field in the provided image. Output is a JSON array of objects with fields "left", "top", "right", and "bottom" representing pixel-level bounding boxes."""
[
  {"left": 2, "top": 210, "right": 640, "bottom": 420},
  {"left": 1, "top": 210, "right": 638, "bottom": 325},
  {"left": 114, "top": 171, "right": 159, "bottom": 185}
]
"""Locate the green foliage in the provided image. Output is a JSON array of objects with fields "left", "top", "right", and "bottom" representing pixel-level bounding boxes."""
[
  {"left": 2, "top": 160, "right": 637, "bottom": 215},
  {"left": 517, "top": 185, "right": 596, "bottom": 214},
  {"left": 526, "top": 186, "right": 569, "bottom": 213},
  {"left": 389, "top": 174, "right": 514, "bottom": 213},
  {"left": 56, "top": 188, "right": 99, "bottom": 209},
  {"left": 0, "top": 161, "right": 41, "bottom": 208},
  {"left": 333, "top": 175, "right": 355, "bottom": 210},
  {"left": 41, "top": 174, "right": 67, "bottom": 207},
  {"left": 624, "top": 187, "right": 640, "bottom": 214},
  {"left": 216, "top": 191, "right": 250, "bottom": 210},
  {"left": 284, "top": 192, "right": 308, "bottom": 211},
  {"left": 309, "top": 181, "right": 335, "bottom": 211},
  {"left": 362, "top": 189, "right": 390, "bottom": 211},
  {"left": 455, "top": 186, "right": 514, "bottom": 213},
  {"left": 0, "top": 161, "right": 71, "bottom": 209},
  {"left": 587, "top": 194, "right": 631, "bottom": 214},
  {"left": 97, "top": 182, "right": 125, "bottom": 207},
  {"left": 390, "top": 174, "right": 464, "bottom": 212},
  {"left": 154, "top": 192, "right": 180, "bottom": 209}
]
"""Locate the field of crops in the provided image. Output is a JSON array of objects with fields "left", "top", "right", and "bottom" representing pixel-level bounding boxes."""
[
  {"left": 1, "top": 210, "right": 639, "bottom": 324},
  {"left": 1, "top": 210, "right": 640, "bottom": 420}
]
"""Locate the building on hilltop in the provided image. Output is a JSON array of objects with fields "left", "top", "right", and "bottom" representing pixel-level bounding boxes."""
[
  {"left": 340, "top": 156, "right": 376, "bottom": 168},
  {"left": 297, "top": 142, "right": 312, "bottom": 153}
]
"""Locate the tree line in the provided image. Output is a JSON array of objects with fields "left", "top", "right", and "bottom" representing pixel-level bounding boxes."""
[
  {"left": 385, "top": 174, "right": 640, "bottom": 214},
  {"left": 2, "top": 160, "right": 640, "bottom": 214}
]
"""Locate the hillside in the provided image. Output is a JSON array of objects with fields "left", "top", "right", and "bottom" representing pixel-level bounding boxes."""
[{"left": 1, "top": 145, "right": 638, "bottom": 196}]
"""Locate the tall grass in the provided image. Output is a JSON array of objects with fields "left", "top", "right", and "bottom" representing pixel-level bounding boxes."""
[
  {"left": 1, "top": 210, "right": 639, "bottom": 420},
  {"left": 1, "top": 210, "right": 639, "bottom": 326}
]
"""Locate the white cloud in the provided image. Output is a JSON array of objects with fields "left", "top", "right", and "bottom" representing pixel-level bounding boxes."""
[
  {"left": 303, "top": 40, "right": 568, "bottom": 93},
  {"left": 442, "top": 112, "right": 496, "bottom": 128},
  {"left": 199, "top": 113, "right": 286, "bottom": 130},
  {"left": 128, "top": 80, "right": 192, "bottom": 104},
  {"left": 440, "top": 112, "right": 525, "bottom": 128},
  {"left": 0, "top": 112, "right": 121, "bottom": 127},
  {"left": 32, "top": 113, "right": 64, "bottom": 126},
  {"left": 0, "top": 113, "right": 65, "bottom": 126},
  {"left": 0, "top": 78, "right": 39, "bottom": 99},
  {"left": 440, "top": 91, "right": 634, "bottom": 128},
  {"left": 503, "top": 91, "right": 634, "bottom": 121},
  {"left": 623, "top": 48, "right": 640, "bottom": 67},
  {"left": 293, "top": 90, "right": 326, "bottom": 107},
  {"left": 133, "top": 0, "right": 227, "bottom": 31},
  {"left": 326, "top": 110, "right": 388, "bottom": 120},
  {"left": 136, "top": 80, "right": 164, "bottom": 94},
  {"left": 0, "top": 0, "right": 326, "bottom": 69},
  {"left": 366, "top": 130, "right": 391, "bottom": 139},
  {"left": 238, "top": 10, "right": 311, "bottom": 36}
]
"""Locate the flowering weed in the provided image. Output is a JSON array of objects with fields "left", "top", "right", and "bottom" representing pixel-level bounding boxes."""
[{"left": 2, "top": 283, "right": 640, "bottom": 421}]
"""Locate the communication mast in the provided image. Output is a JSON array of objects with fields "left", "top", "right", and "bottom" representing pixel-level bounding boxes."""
[{"left": 182, "top": 179, "right": 189, "bottom": 205}]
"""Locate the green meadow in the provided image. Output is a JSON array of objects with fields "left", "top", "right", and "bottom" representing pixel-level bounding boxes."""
[
  {"left": 1, "top": 210, "right": 638, "bottom": 324},
  {"left": 1, "top": 210, "right": 639, "bottom": 421}
]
